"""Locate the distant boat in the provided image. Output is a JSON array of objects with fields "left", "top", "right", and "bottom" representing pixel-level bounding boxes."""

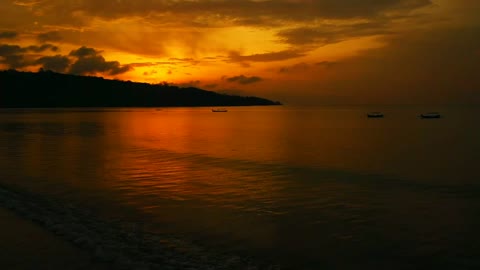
[
  {"left": 420, "top": 112, "right": 441, "bottom": 119},
  {"left": 367, "top": 112, "right": 384, "bottom": 118},
  {"left": 212, "top": 108, "right": 228, "bottom": 112}
]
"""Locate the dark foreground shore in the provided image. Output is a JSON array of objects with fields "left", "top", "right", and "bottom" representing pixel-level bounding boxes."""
[
  {"left": 0, "top": 207, "right": 111, "bottom": 270},
  {"left": 0, "top": 185, "right": 280, "bottom": 270}
]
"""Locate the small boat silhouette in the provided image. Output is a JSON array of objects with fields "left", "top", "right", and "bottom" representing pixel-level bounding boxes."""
[
  {"left": 367, "top": 112, "right": 384, "bottom": 118},
  {"left": 420, "top": 112, "right": 441, "bottom": 119},
  {"left": 212, "top": 108, "right": 228, "bottom": 112}
]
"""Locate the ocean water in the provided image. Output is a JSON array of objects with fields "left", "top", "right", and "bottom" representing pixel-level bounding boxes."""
[{"left": 1, "top": 106, "right": 480, "bottom": 269}]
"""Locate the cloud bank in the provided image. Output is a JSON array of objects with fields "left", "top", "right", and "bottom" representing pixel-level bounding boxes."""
[{"left": 0, "top": 43, "right": 131, "bottom": 76}]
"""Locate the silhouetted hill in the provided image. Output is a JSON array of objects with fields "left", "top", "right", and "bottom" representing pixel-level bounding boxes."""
[{"left": 0, "top": 70, "right": 282, "bottom": 108}]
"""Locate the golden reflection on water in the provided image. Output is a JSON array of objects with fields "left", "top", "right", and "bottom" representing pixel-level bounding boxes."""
[{"left": 107, "top": 111, "right": 288, "bottom": 205}]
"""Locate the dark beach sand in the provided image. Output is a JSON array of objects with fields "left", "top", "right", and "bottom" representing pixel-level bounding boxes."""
[
  {"left": 0, "top": 207, "right": 110, "bottom": 270},
  {"left": 0, "top": 185, "right": 275, "bottom": 270}
]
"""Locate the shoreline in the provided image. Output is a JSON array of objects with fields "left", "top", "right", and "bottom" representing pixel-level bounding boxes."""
[{"left": 0, "top": 185, "right": 279, "bottom": 270}]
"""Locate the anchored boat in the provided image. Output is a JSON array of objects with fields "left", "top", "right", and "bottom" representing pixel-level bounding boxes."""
[
  {"left": 212, "top": 108, "right": 228, "bottom": 112},
  {"left": 420, "top": 112, "right": 441, "bottom": 119},
  {"left": 367, "top": 112, "right": 384, "bottom": 118}
]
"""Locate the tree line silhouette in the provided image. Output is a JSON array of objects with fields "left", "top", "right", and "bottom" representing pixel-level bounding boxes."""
[{"left": 0, "top": 70, "right": 281, "bottom": 108}]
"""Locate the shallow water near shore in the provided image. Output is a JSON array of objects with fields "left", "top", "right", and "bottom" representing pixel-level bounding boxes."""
[{"left": 1, "top": 105, "right": 480, "bottom": 269}]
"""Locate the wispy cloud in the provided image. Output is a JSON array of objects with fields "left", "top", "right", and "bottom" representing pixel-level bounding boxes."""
[
  {"left": 37, "top": 31, "right": 62, "bottom": 42},
  {"left": 277, "top": 21, "right": 391, "bottom": 46},
  {"left": 279, "top": 62, "right": 311, "bottom": 73},
  {"left": 225, "top": 75, "right": 263, "bottom": 85},
  {"left": 316, "top": 61, "right": 337, "bottom": 69},
  {"left": 13, "top": 0, "right": 43, "bottom": 7},
  {"left": 228, "top": 50, "right": 305, "bottom": 63}
]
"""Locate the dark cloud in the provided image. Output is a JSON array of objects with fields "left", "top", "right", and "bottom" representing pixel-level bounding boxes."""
[
  {"left": 18, "top": 0, "right": 432, "bottom": 27},
  {"left": 0, "top": 43, "right": 57, "bottom": 55},
  {"left": 229, "top": 50, "right": 305, "bottom": 63},
  {"left": 0, "top": 54, "right": 29, "bottom": 69},
  {"left": 277, "top": 21, "right": 391, "bottom": 46},
  {"left": 226, "top": 75, "right": 263, "bottom": 85},
  {"left": 277, "top": 61, "right": 337, "bottom": 77},
  {"left": 279, "top": 62, "right": 311, "bottom": 73},
  {"left": 69, "top": 46, "right": 99, "bottom": 58},
  {"left": 69, "top": 54, "right": 131, "bottom": 75},
  {"left": 0, "top": 31, "right": 18, "bottom": 39},
  {"left": 161, "top": 0, "right": 428, "bottom": 21},
  {"left": 26, "top": 44, "right": 59, "bottom": 52},
  {"left": 0, "top": 44, "right": 23, "bottom": 55},
  {"left": 0, "top": 43, "right": 58, "bottom": 68},
  {"left": 316, "top": 61, "right": 337, "bottom": 69},
  {"left": 68, "top": 46, "right": 131, "bottom": 75},
  {"left": 37, "top": 31, "right": 62, "bottom": 42},
  {"left": 0, "top": 43, "right": 131, "bottom": 77},
  {"left": 35, "top": 55, "right": 70, "bottom": 72}
]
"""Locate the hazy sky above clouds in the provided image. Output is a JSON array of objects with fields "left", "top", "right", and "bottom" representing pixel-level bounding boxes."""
[{"left": 1, "top": 0, "right": 479, "bottom": 104}]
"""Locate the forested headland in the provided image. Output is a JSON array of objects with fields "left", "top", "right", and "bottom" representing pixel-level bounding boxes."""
[{"left": 0, "top": 70, "right": 281, "bottom": 108}]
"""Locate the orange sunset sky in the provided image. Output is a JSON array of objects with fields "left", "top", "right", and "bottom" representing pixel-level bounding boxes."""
[{"left": 0, "top": 0, "right": 479, "bottom": 105}]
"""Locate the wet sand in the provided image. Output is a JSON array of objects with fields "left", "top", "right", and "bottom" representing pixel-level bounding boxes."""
[{"left": 0, "top": 207, "right": 110, "bottom": 270}]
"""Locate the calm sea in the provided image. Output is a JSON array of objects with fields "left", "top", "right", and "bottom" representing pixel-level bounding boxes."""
[{"left": 1, "top": 106, "right": 480, "bottom": 269}]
